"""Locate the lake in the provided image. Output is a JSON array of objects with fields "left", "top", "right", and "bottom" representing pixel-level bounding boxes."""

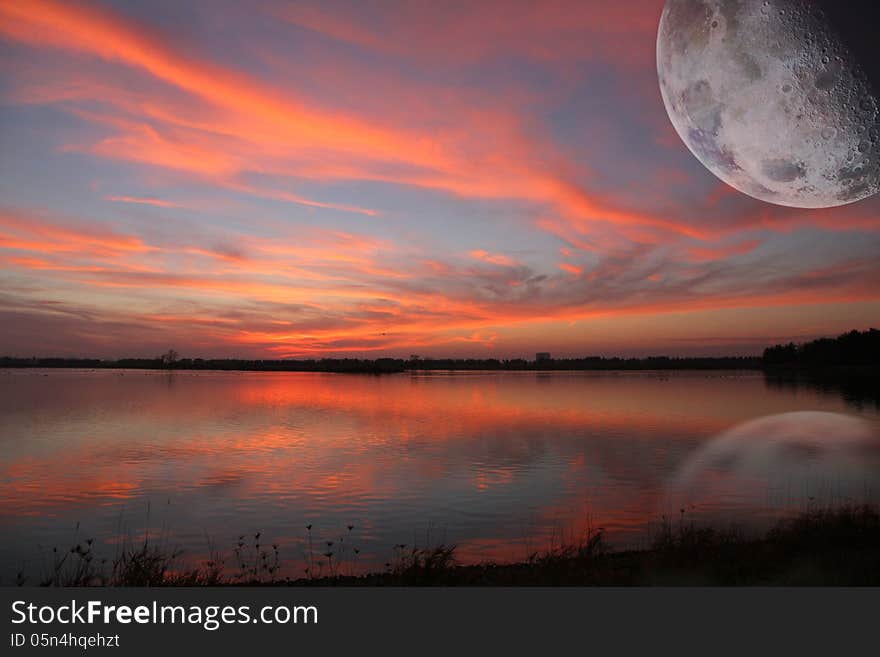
[{"left": 1, "top": 368, "right": 878, "bottom": 582}]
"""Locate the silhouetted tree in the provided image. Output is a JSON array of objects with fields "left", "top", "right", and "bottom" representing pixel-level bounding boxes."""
[
  {"left": 160, "top": 349, "right": 179, "bottom": 368},
  {"left": 762, "top": 328, "right": 880, "bottom": 368}
]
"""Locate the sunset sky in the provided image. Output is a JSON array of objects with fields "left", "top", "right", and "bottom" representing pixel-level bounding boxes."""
[{"left": 1, "top": 0, "right": 879, "bottom": 359}]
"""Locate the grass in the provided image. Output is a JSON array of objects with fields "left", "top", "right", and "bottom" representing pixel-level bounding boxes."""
[
  {"left": 32, "top": 531, "right": 223, "bottom": 587},
  {"left": 17, "top": 504, "right": 880, "bottom": 586}
]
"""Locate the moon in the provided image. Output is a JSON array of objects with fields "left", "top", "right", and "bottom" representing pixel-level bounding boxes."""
[
  {"left": 657, "top": 0, "right": 880, "bottom": 208},
  {"left": 664, "top": 412, "right": 880, "bottom": 526}
]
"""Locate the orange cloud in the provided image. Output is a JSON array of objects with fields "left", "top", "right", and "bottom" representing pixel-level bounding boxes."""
[
  {"left": 0, "top": 210, "right": 153, "bottom": 256},
  {"left": 271, "top": 0, "right": 662, "bottom": 69},
  {"left": 104, "top": 195, "right": 183, "bottom": 208},
  {"left": 0, "top": 0, "right": 713, "bottom": 241},
  {"left": 3, "top": 201, "right": 879, "bottom": 359},
  {"left": 686, "top": 239, "right": 763, "bottom": 262},
  {"left": 469, "top": 250, "right": 518, "bottom": 267},
  {"left": 1, "top": 1, "right": 878, "bottom": 359}
]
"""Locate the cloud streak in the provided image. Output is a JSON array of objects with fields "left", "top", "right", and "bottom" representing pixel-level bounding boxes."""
[{"left": 0, "top": 0, "right": 877, "bottom": 356}]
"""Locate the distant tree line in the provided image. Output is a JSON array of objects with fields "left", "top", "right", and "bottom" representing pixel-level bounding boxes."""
[
  {"left": 762, "top": 328, "right": 880, "bottom": 368},
  {"left": 8, "top": 330, "right": 879, "bottom": 373},
  {"left": 0, "top": 356, "right": 407, "bottom": 374},
  {"left": 398, "top": 356, "right": 759, "bottom": 371},
  {"left": 0, "top": 354, "right": 760, "bottom": 373}
]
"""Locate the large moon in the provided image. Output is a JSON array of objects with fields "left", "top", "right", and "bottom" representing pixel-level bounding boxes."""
[
  {"left": 657, "top": 0, "right": 880, "bottom": 208},
  {"left": 663, "top": 412, "right": 880, "bottom": 529}
]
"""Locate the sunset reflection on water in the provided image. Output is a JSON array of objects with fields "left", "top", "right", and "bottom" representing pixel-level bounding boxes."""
[{"left": 1, "top": 368, "right": 877, "bottom": 581}]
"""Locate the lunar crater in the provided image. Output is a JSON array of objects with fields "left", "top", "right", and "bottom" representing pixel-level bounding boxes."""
[
  {"left": 658, "top": 0, "right": 880, "bottom": 208},
  {"left": 762, "top": 158, "right": 805, "bottom": 182}
]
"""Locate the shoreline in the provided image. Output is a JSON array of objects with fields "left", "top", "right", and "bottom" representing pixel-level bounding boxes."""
[
  {"left": 5, "top": 327, "right": 875, "bottom": 374},
  {"left": 1, "top": 357, "right": 762, "bottom": 374},
  {"left": 20, "top": 505, "right": 880, "bottom": 587},
  {"left": 288, "top": 505, "right": 880, "bottom": 586}
]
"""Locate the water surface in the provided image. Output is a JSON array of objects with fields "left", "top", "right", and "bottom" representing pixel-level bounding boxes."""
[{"left": 1, "top": 368, "right": 878, "bottom": 582}]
